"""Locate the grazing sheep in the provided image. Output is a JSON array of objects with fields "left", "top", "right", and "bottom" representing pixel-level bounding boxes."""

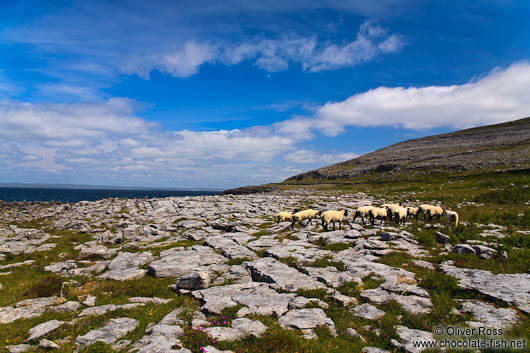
[
  {"left": 383, "top": 203, "right": 402, "bottom": 221},
  {"left": 292, "top": 209, "right": 321, "bottom": 229},
  {"left": 418, "top": 204, "right": 443, "bottom": 221},
  {"left": 406, "top": 206, "right": 420, "bottom": 219},
  {"left": 353, "top": 206, "right": 374, "bottom": 225},
  {"left": 443, "top": 210, "right": 459, "bottom": 228},
  {"left": 321, "top": 209, "right": 349, "bottom": 231},
  {"left": 277, "top": 209, "right": 299, "bottom": 224},
  {"left": 369, "top": 207, "right": 388, "bottom": 226},
  {"left": 393, "top": 206, "right": 408, "bottom": 226}
]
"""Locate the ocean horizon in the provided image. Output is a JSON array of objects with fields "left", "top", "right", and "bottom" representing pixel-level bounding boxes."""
[{"left": 0, "top": 186, "right": 221, "bottom": 203}]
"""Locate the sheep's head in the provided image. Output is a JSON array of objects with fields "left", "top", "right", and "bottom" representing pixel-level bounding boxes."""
[
  {"left": 386, "top": 208, "right": 393, "bottom": 217},
  {"left": 343, "top": 209, "right": 349, "bottom": 217},
  {"left": 293, "top": 208, "right": 299, "bottom": 213}
]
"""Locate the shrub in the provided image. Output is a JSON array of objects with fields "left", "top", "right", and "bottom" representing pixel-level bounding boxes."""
[{"left": 23, "top": 275, "right": 63, "bottom": 298}]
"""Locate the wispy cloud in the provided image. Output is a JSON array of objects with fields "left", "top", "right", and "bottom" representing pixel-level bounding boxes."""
[{"left": 2, "top": 0, "right": 406, "bottom": 99}]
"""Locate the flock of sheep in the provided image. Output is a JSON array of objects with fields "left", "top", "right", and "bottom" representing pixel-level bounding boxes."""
[{"left": 277, "top": 203, "right": 459, "bottom": 231}]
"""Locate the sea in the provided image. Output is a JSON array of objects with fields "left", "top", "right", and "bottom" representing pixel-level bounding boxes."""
[{"left": 0, "top": 187, "right": 221, "bottom": 203}]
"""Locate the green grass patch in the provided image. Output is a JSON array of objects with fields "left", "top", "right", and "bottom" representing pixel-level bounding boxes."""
[
  {"left": 308, "top": 256, "right": 346, "bottom": 271},
  {"left": 225, "top": 257, "right": 253, "bottom": 266}
]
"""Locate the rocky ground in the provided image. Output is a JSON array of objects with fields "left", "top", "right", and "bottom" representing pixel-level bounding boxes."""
[{"left": 0, "top": 191, "right": 529, "bottom": 352}]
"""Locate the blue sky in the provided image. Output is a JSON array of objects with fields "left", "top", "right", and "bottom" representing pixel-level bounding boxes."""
[{"left": 1, "top": 0, "right": 529, "bottom": 188}]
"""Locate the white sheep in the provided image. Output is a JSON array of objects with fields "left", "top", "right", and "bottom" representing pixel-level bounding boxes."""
[
  {"left": 406, "top": 206, "right": 420, "bottom": 219},
  {"left": 277, "top": 208, "right": 299, "bottom": 224},
  {"left": 393, "top": 206, "right": 408, "bottom": 226},
  {"left": 443, "top": 210, "right": 459, "bottom": 228},
  {"left": 292, "top": 209, "right": 321, "bottom": 229},
  {"left": 369, "top": 207, "right": 388, "bottom": 226},
  {"left": 383, "top": 203, "right": 402, "bottom": 221},
  {"left": 321, "top": 209, "right": 349, "bottom": 231},
  {"left": 418, "top": 204, "right": 443, "bottom": 221},
  {"left": 353, "top": 206, "right": 374, "bottom": 225}
]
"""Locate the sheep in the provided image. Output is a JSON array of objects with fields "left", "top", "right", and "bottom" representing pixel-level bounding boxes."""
[
  {"left": 353, "top": 206, "right": 374, "bottom": 225},
  {"left": 321, "top": 209, "right": 349, "bottom": 231},
  {"left": 406, "top": 206, "right": 420, "bottom": 219},
  {"left": 417, "top": 204, "right": 443, "bottom": 221},
  {"left": 383, "top": 203, "right": 402, "bottom": 221},
  {"left": 291, "top": 209, "right": 321, "bottom": 229},
  {"left": 277, "top": 208, "right": 299, "bottom": 224},
  {"left": 443, "top": 210, "right": 459, "bottom": 228},
  {"left": 393, "top": 206, "right": 408, "bottom": 226},
  {"left": 369, "top": 207, "right": 388, "bottom": 226}
]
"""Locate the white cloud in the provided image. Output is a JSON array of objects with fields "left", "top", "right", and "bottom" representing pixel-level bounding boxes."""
[
  {"left": 276, "top": 62, "right": 530, "bottom": 136},
  {"left": 118, "top": 21, "right": 405, "bottom": 78},
  {"left": 0, "top": 98, "right": 154, "bottom": 141}
]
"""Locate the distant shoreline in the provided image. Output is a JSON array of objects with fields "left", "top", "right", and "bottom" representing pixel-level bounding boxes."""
[
  {"left": 0, "top": 186, "right": 221, "bottom": 203},
  {"left": 0, "top": 183, "right": 223, "bottom": 192}
]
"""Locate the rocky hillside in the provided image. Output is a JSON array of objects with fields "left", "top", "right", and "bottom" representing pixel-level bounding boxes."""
[{"left": 285, "top": 117, "right": 530, "bottom": 183}]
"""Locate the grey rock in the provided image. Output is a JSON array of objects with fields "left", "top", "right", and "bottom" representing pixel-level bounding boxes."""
[
  {"left": 147, "top": 246, "right": 226, "bottom": 278},
  {"left": 175, "top": 219, "right": 206, "bottom": 229},
  {"left": 133, "top": 323, "right": 184, "bottom": 353},
  {"left": 352, "top": 303, "right": 385, "bottom": 320},
  {"left": 76, "top": 317, "right": 139, "bottom": 348},
  {"left": 278, "top": 308, "right": 335, "bottom": 333},
  {"left": 0, "top": 296, "right": 60, "bottom": 324},
  {"left": 394, "top": 325, "right": 436, "bottom": 353},
  {"left": 6, "top": 344, "right": 32, "bottom": 353},
  {"left": 38, "top": 339, "right": 60, "bottom": 349},
  {"left": 441, "top": 261, "right": 530, "bottom": 314},
  {"left": 99, "top": 251, "right": 154, "bottom": 281},
  {"left": 128, "top": 297, "right": 172, "bottom": 304},
  {"left": 453, "top": 244, "right": 476, "bottom": 255},
  {"left": 471, "top": 245, "right": 497, "bottom": 259},
  {"left": 303, "top": 266, "right": 356, "bottom": 288},
  {"left": 435, "top": 231, "right": 450, "bottom": 244},
  {"left": 78, "top": 245, "right": 116, "bottom": 260},
  {"left": 205, "top": 327, "right": 247, "bottom": 341},
  {"left": 244, "top": 257, "right": 325, "bottom": 292},
  {"left": 459, "top": 300, "right": 520, "bottom": 329},
  {"left": 52, "top": 301, "right": 81, "bottom": 313},
  {"left": 204, "top": 236, "right": 257, "bottom": 259},
  {"left": 176, "top": 271, "right": 211, "bottom": 290},
  {"left": 412, "top": 260, "right": 435, "bottom": 270},
  {"left": 346, "top": 328, "right": 366, "bottom": 342},
  {"left": 361, "top": 287, "right": 432, "bottom": 315},
  {"left": 79, "top": 303, "right": 143, "bottom": 317},
  {"left": 231, "top": 318, "right": 268, "bottom": 337},
  {"left": 362, "top": 347, "right": 390, "bottom": 353},
  {"left": 82, "top": 295, "right": 96, "bottom": 307},
  {"left": 26, "top": 319, "right": 65, "bottom": 342},
  {"left": 203, "top": 346, "right": 234, "bottom": 353}
]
